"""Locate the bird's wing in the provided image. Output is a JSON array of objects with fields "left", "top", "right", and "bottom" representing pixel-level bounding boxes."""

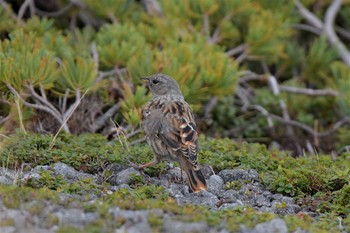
[{"left": 157, "top": 100, "right": 199, "bottom": 167}]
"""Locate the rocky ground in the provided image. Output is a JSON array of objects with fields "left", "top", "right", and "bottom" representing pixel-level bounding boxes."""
[{"left": 0, "top": 162, "right": 331, "bottom": 233}]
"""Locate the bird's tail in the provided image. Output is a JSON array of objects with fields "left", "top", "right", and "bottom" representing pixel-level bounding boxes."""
[{"left": 179, "top": 157, "right": 207, "bottom": 192}]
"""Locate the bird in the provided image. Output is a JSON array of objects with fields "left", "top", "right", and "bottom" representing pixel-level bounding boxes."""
[{"left": 136, "top": 73, "right": 207, "bottom": 192}]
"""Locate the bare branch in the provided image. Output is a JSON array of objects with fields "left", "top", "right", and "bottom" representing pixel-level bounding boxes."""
[
  {"left": 209, "top": 13, "right": 234, "bottom": 44},
  {"left": 236, "top": 50, "right": 248, "bottom": 64},
  {"left": 324, "top": 0, "right": 350, "bottom": 67},
  {"left": 91, "top": 42, "right": 99, "bottom": 73},
  {"left": 239, "top": 71, "right": 340, "bottom": 97},
  {"left": 64, "top": 89, "right": 81, "bottom": 120},
  {"left": 292, "top": 24, "right": 322, "bottom": 35},
  {"left": 226, "top": 44, "right": 247, "bottom": 57},
  {"left": 141, "top": 0, "right": 163, "bottom": 16},
  {"left": 279, "top": 85, "right": 339, "bottom": 96},
  {"left": 335, "top": 26, "right": 350, "bottom": 41},
  {"left": 267, "top": 75, "right": 295, "bottom": 137},
  {"left": 0, "top": 116, "right": 10, "bottom": 125},
  {"left": 50, "top": 88, "right": 89, "bottom": 150},
  {"left": 294, "top": 0, "right": 350, "bottom": 67},
  {"left": 294, "top": 0, "right": 323, "bottom": 29},
  {"left": 17, "top": 0, "right": 35, "bottom": 23},
  {"left": 129, "top": 137, "right": 146, "bottom": 146},
  {"left": 35, "top": 2, "right": 74, "bottom": 17},
  {"left": 126, "top": 128, "right": 142, "bottom": 139},
  {"left": 61, "top": 89, "right": 70, "bottom": 113},
  {"left": 6, "top": 84, "right": 67, "bottom": 130},
  {"left": 95, "top": 67, "right": 128, "bottom": 84},
  {"left": 249, "top": 104, "right": 350, "bottom": 138},
  {"left": 93, "top": 103, "right": 121, "bottom": 132},
  {"left": 28, "top": 84, "right": 61, "bottom": 118}
]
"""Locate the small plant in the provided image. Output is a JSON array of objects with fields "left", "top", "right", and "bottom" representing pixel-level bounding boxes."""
[
  {"left": 128, "top": 173, "right": 145, "bottom": 187},
  {"left": 35, "top": 170, "right": 66, "bottom": 190},
  {"left": 275, "top": 201, "right": 288, "bottom": 209},
  {"left": 225, "top": 180, "right": 243, "bottom": 190}
]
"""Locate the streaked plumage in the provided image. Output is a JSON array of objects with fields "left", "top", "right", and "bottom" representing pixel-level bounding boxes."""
[{"left": 139, "top": 73, "right": 207, "bottom": 192}]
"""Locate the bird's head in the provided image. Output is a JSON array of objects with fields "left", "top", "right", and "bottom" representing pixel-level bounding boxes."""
[{"left": 141, "top": 73, "right": 183, "bottom": 97}]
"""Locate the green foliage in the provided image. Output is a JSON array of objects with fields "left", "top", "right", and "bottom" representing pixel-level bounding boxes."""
[
  {"left": 0, "top": 30, "right": 58, "bottom": 91},
  {"left": 34, "top": 170, "right": 66, "bottom": 190},
  {"left": 84, "top": 0, "right": 142, "bottom": 22},
  {"left": 225, "top": 180, "right": 244, "bottom": 190},
  {"left": 120, "top": 84, "right": 150, "bottom": 127},
  {"left": 304, "top": 36, "right": 338, "bottom": 87},
  {"left": 55, "top": 56, "right": 97, "bottom": 94},
  {"left": 0, "top": 3, "right": 15, "bottom": 34},
  {"left": 96, "top": 23, "right": 146, "bottom": 70}
]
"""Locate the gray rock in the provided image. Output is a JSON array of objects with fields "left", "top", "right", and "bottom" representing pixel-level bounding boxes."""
[
  {"left": 274, "top": 204, "right": 301, "bottom": 215},
  {"left": 272, "top": 194, "right": 284, "bottom": 201},
  {"left": 262, "top": 191, "right": 272, "bottom": 199},
  {"left": 163, "top": 219, "right": 210, "bottom": 233},
  {"left": 218, "top": 189, "right": 239, "bottom": 202},
  {"left": 255, "top": 195, "right": 272, "bottom": 207},
  {"left": 281, "top": 196, "right": 295, "bottom": 205},
  {"left": 109, "top": 208, "right": 154, "bottom": 233},
  {"left": 108, "top": 184, "right": 132, "bottom": 192},
  {"left": 208, "top": 175, "right": 224, "bottom": 195},
  {"left": 0, "top": 226, "right": 16, "bottom": 233},
  {"left": 109, "top": 167, "right": 141, "bottom": 185},
  {"left": 200, "top": 164, "right": 215, "bottom": 179},
  {"left": 218, "top": 169, "right": 259, "bottom": 183},
  {"left": 294, "top": 227, "right": 309, "bottom": 233},
  {"left": 31, "top": 165, "right": 51, "bottom": 173},
  {"left": 259, "top": 206, "right": 274, "bottom": 213},
  {"left": 105, "top": 163, "right": 126, "bottom": 174},
  {"left": 0, "top": 168, "right": 17, "bottom": 185},
  {"left": 166, "top": 166, "right": 187, "bottom": 180},
  {"left": 176, "top": 190, "right": 219, "bottom": 209},
  {"left": 166, "top": 183, "right": 187, "bottom": 198},
  {"left": 54, "top": 208, "right": 98, "bottom": 226},
  {"left": 218, "top": 202, "right": 241, "bottom": 210},
  {"left": 53, "top": 162, "right": 93, "bottom": 182},
  {"left": 241, "top": 218, "right": 288, "bottom": 233}
]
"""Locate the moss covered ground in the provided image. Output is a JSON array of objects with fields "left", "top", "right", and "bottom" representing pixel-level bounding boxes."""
[{"left": 0, "top": 132, "right": 349, "bottom": 232}]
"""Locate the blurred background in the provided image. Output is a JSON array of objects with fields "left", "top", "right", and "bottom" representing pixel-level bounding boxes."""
[{"left": 0, "top": 0, "right": 349, "bottom": 156}]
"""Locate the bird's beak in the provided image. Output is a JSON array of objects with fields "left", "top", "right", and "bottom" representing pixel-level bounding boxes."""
[{"left": 140, "top": 77, "right": 150, "bottom": 82}]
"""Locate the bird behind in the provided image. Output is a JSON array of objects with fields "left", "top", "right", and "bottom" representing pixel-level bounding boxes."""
[{"left": 140, "top": 73, "right": 207, "bottom": 192}]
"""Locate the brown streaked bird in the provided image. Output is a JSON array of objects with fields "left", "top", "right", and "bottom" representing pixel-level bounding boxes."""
[{"left": 137, "top": 73, "right": 207, "bottom": 192}]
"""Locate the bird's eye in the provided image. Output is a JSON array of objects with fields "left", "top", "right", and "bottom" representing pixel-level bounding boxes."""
[{"left": 152, "top": 80, "right": 160, "bottom": 85}]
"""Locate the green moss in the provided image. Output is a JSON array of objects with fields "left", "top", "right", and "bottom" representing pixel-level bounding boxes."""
[
  {"left": 0, "top": 218, "right": 14, "bottom": 226},
  {"left": 56, "top": 226, "right": 84, "bottom": 233},
  {"left": 1, "top": 134, "right": 349, "bottom": 232},
  {"left": 147, "top": 212, "right": 163, "bottom": 232},
  {"left": 0, "top": 185, "right": 59, "bottom": 208},
  {"left": 0, "top": 184, "right": 348, "bottom": 232}
]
